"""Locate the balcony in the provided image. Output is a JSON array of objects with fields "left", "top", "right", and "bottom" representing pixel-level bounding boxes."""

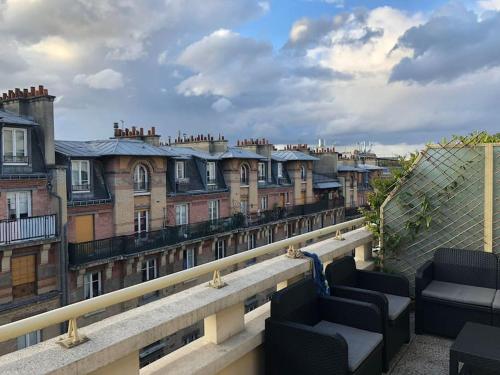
[
  {"left": 0, "top": 218, "right": 374, "bottom": 375},
  {"left": 0, "top": 214, "right": 57, "bottom": 245},
  {"left": 68, "top": 200, "right": 343, "bottom": 266}
]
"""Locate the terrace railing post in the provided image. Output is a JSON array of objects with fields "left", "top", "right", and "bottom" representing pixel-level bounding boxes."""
[{"left": 204, "top": 302, "right": 245, "bottom": 344}]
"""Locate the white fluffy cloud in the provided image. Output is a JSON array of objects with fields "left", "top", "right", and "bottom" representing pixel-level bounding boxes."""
[
  {"left": 74, "top": 69, "right": 124, "bottom": 90},
  {"left": 212, "top": 97, "right": 233, "bottom": 112}
]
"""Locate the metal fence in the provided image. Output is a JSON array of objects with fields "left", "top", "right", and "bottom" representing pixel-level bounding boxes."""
[
  {"left": 0, "top": 214, "right": 57, "bottom": 244},
  {"left": 68, "top": 199, "right": 343, "bottom": 266}
]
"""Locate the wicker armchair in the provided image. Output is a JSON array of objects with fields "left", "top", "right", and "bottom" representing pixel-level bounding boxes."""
[
  {"left": 415, "top": 248, "right": 498, "bottom": 338},
  {"left": 265, "top": 278, "right": 383, "bottom": 375},
  {"left": 325, "top": 256, "right": 410, "bottom": 372}
]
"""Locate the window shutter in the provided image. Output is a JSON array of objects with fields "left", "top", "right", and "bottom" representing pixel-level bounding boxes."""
[{"left": 12, "top": 255, "right": 36, "bottom": 286}]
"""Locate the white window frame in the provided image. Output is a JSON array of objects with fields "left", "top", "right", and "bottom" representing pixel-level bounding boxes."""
[
  {"left": 300, "top": 165, "right": 306, "bottom": 181},
  {"left": 247, "top": 232, "right": 256, "bottom": 250},
  {"left": 142, "top": 258, "right": 157, "bottom": 282},
  {"left": 240, "top": 164, "right": 250, "bottom": 185},
  {"left": 175, "top": 204, "right": 189, "bottom": 225},
  {"left": 260, "top": 196, "right": 268, "bottom": 211},
  {"left": 277, "top": 162, "right": 283, "bottom": 178},
  {"left": 184, "top": 248, "right": 195, "bottom": 269},
  {"left": 267, "top": 228, "right": 274, "bottom": 244},
  {"left": 17, "top": 330, "right": 41, "bottom": 350},
  {"left": 71, "top": 160, "right": 91, "bottom": 193},
  {"left": 134, "top": 164, "right": 149, "bottom": 192},
  {"left": 258, "top": 162, "right": 266, "bottom": 182},
  {"left": 2, "top": 127, "right": 28, "bottom": 165},
  {"left": 216, "top": 239, "right": 226, "bottom": 259},
  {"left": 208, "top": 200, "right": 219, "bottom": 221},
  {"left": 175, "top": 161, "right": 185, "bottom": 180},
  {"left": 6, "top": 191, "right": 32, "bottom": 219},
  {"left": 84, "top": 271, "right": 102, "bottom": 299},
  {"left": 240, "top": 200, "right": 248, "bottom": 215},
  {"left": 207, "top": 162, "right": 216, "bottom": 183},
  {"left": 135, "top": 210, "right": 149, "bottom": 234}
]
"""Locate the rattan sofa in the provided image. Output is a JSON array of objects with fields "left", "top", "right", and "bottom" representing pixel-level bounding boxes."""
[
  {"left": 325, "top": 256, "right": 410, "bottom": 372},
  {"left": 265, "top": 278, "right": 384, "bottom": 375},
  {"left": 415, "top": 247, "right": 498, "bottom": 338}
]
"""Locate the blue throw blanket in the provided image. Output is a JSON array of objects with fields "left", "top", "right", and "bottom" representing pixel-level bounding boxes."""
[{"left": 303, "top": 251, "right": 329, "bottom": 296}]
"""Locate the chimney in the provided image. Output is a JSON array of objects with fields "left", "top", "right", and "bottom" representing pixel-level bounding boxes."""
[{"left": 1, "top": 85, "right": 55, "bottom": 164}]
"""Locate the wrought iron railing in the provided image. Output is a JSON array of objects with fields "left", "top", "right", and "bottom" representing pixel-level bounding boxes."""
[
  {"left": 68, "top": 199, "right": 344, "bottom": 266},
  {"left": 72, "top": 184, "right": 90, "bottom": 192},
  {"left": 3, "top": 155, "right": 29, "bottom": 164},
  {"left": 0, "top": 214, "right": 57, "bottom": 244}
]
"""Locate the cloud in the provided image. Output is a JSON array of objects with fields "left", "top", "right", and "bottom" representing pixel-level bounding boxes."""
[
  {"left": 479, "top": 0, "right": 500, "bottom": 10},
  {"left": 74, "top": 69, "right": 124, "bottom": 90},
  {"left": 390, "top": 3, "right": 500, "bottom": 83},
  {"left": 157, "top": 51, "right": 168, "bottom": 65},
  {"left": 176, "top": 29, "right": 280, "bottom": 97},
  {"left": 212, "top": 97, "right": 232, "bottom": 112}
]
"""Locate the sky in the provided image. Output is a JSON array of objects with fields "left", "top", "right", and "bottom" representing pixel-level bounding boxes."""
[{"left": 1, "top": 0, "right": 499, "bottom": 156}]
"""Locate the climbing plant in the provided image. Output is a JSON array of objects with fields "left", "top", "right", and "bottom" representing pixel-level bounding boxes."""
[{"left": 362, "top": 131, "right": 500, "bottom": 270}]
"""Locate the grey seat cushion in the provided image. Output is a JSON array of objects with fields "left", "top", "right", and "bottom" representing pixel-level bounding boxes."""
[
  {"left": 422, "top": 280, "right": 495, "bottom": 307},
  {"left": 384, "top": 293, "right": 411, "bottom": 320},
  {"left": 314, "top": 320, "right": 383, "bottom": 372},
  {"left": 493, "top": 291, "right": 500, "bottom": 311}
]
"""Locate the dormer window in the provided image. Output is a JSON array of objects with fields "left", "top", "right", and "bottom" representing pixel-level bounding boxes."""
[
  {"left": 134, "top": 164, "right": 149, "bottom": 192},
  {"left": 71, "top": 160, "right": 90, "bottom": 193},
  {"left": 176, "top": 161, "right": 186, "bottom": 180},
  {"left": 207, "top": 162, "right": 216, "bottom": 184},
  {"left": 2, "top": 128, "right": 28, "bottom": 164},
  {"left": 277, "top": 163, "right": 283, "bottom": 178},
  {"left": 258, "top": 162, "right": 266, "bottom": 182}
]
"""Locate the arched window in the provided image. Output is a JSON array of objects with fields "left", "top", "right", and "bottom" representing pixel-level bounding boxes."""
[
  {"left": 300, "top": 165, "right": 306, "bottom": 181},
  {"left": 240, "top": 164, "right": 250, "bottom": 185},
  {"left": 134, "top": 164, "right": 149, "bottom": 192}
]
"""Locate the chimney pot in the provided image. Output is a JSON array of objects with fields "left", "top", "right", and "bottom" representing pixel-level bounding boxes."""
[
  {"left": 31, "top": 87, "right": 36, "bottom": 96},
  {"left": 38, "top": 85, "right": 44, "bottom": 94},
  {"left": 151, "top": 126, "right": 156, "bottom": 135}
]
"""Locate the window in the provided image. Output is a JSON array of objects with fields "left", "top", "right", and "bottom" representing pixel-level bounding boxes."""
[
  {"left": 240, "top": 200, "right": 248, "bottom": 215},
  {"left": 2, "top": 128, "right": 27, "bottom": 164},
  {"left": 208, "top": 200, "right": 219, "bottom": 221},
  {"left": 207, "top": 162, "right": 216, "bottom": 184},
  {"left": 11, "top": 255, "right": 36, "bottom": 298},
  {"left": 286, "top": 223, "right": 294, "bottom": 238},
  {"left": 300, "top": 165, "right": 306, "bottom": 181},
  {"left": 134, "top": 164, "right": 149, "bottom": 192},
  {"left": 216, "top": 239, "right": 226, "bottom": 259},
  {"left": 7, "top": 191, "right": 31, "bottom": 219},
  {"left": 135, "top": 210, "right": 149, "bottom": 235},
  {"left": 175, "top": 204, "right": 189, "bottom": 225},
  {"left": 307, "top": 219, "right": 313, "bottom": 232},
  {"left": 277, "top": 163, "right": 283, "bottom": 178},
  {"left": 267, "top": 228, "right": 274, "bottom": 244},
  {"left": 71, "top": 160, "right": 90, "bottom": 192},
  {"left": 84, "top": 271, "right": 102, "bottom": 299},
  {"left": 183, "top": 248, "right": 195, "bottom": 269},
  {"left": 260, "top": 196, "right": 268, "bottom": 211},
  {"left": 247, "top": 232, "right": 256, "bottom": 250},
  {"left": 258, "top": 162, "right": 266, "bottom": 182},
  {"left": 142, "top": 259, "right": 157, "bottom": 282},
  {"left": 240, "top": 164, "right": 250, "bottom": 185},
  {"left": 350, "top": 193, "right": 355, "bottom": 208},
  {"left": 17, "top": 330, "right": 40, "bottom": 350},
  {"left": 175, "top": 161, "right": 185, "bottom": 180}
]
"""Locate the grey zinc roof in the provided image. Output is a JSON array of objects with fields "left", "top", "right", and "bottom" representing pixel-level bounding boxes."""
[
  {"left": 215, "top": 147, "right": 266, "bottom": 160},
  {"left": 55, "top": 139, "right": 180, "bottom": 158},
  {"left": 271, "top": 150, "right": 319, "bottom": 162},
  {"left": 337, "top": 165, "right": 366, "bottom": 172},
  {"left": 314, "top": 181, "right": 343, "bottom": 189},
  {"left": 357, "top": 164, "right": 385, "bottom": 171},
  {"left": 0, "top": 109, "right": 38, "bottom": 126},
  {"left": 164, "top": 146, "right": 219, "bottom": 161}
]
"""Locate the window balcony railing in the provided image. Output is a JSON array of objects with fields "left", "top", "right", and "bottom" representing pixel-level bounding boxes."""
[
  {"left": 2, "top": 155, "right": 29, "bottom": 164},
  {"left": 0, "top": 218, "right": 370, "bottom": 374},
  {"left": 72, "top": 184, "right": 90, "bottom": 192},
  {"left": 0, "top": 214, "right": 57, "bottom": 245},
  {"left": 68, "top": 199, "right": 344, "bottom": 266}
]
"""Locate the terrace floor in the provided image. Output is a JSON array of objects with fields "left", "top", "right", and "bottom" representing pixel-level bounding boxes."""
[{"left": 389, "top": 314, "right": 452, "bottom": 375}]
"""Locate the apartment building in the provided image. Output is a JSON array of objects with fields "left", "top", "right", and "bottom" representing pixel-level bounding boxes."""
[{"left": 0, "top": 87, "right": 65, "bottom": 355}]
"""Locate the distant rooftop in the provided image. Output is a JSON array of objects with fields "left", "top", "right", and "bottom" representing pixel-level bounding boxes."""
[{"left": 272, "top": 150, "right": 319, "bottom": 162}]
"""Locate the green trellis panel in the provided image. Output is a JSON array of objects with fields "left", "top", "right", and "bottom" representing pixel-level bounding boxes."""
[{"left": 381, "top": 145, "right": 500, "bottom": 289}]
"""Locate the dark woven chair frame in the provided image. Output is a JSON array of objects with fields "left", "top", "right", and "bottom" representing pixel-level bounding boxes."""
[
  {"left": 415, "top": 248, "right": 497, "bottom": 338},
  {"left": 265, "top": 277, "right": 383, "bottom": 375},
  {"left": 325, "top": 256, "right": 410, "bottom": 372}
]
